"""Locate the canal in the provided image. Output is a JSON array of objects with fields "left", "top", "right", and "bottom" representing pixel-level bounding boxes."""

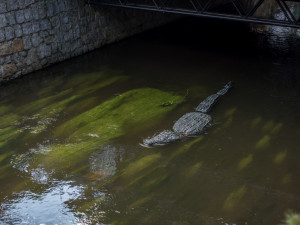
[{"left": 0, "top": 17, "right": 299, "bottom": 225}]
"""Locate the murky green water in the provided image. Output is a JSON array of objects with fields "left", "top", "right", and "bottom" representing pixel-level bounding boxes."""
[{"left": 0, "top": 18, "right": 299, "bottom": 225}]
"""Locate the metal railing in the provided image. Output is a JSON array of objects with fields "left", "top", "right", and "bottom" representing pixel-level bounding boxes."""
[{"left": 85, "top": 0, "right": 300, "bottom": 28}]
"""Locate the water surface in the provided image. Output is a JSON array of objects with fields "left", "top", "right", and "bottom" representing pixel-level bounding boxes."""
[{"left": 0, "top": 18, "right": 299, "bottom": 225}]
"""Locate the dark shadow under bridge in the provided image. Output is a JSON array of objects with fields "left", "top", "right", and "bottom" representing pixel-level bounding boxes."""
[{"left": 86, "top": 0, "right": 300, "bottom": 28}]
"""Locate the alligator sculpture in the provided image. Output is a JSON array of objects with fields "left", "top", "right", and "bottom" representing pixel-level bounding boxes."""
[{"left": 141, "top": 81, "right": 233, "bottom": 147}]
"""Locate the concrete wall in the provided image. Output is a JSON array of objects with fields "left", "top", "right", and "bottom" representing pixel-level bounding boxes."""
[{"left": 0, "top": 0, "right": 173, "bottom": 82}]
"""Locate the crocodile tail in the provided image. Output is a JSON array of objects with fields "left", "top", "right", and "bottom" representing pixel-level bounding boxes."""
[{"left": 216, "top": 81, "right": 234, "bottom": 96}]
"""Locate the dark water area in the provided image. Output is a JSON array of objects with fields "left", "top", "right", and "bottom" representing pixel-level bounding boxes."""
[{"left": 0, "top": 17, "right": 300, "bottom": 225}]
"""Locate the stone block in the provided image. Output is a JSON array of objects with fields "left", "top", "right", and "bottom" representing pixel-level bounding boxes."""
[
  {"left": 50, "top": 15, "right": 60, "bottom": 27},
  {"left": 32, "top": 3, "right": 39, "bottom": 20},
  {"left": 12, "top": 39, "right": 23, "bottom": 52},
  {"left": 5, "top": 56, "right": 11, "bottom": 64},
  {"left": 22, "top": 22, "right": 34, "bottom": 35},
  {"left": 0, "top": 66, "right": 3, "bottom": 78},
  {"left": 14, "top": 24, "right": 23, "bottom": 38},
  {"left": 55, "top": 33, "right": 63, "bottom": 43},
  {"left": 40, "top": 19, "right": 51, "bottom": 30},
  {"left": 5, "top": 27, "right": 15, "bottom": 41},
  {"left": 24, "top": 8, "right": 33, "bottom": 22},
  {"left": 3, "top": 63, "right": 17, "bottom": 78},
  {"left": 41, "top": 58, "right": 48, "bottom": 65},
  {"left": 19, "top": 51, "right": 27, "bottom": 57},
  {"left": 0, "top": 14, "right": 7, "bottom": 28},
  {"left": 26, "top": 48, "right": 38, "bottom": 65},
  {"left": 0, "top": 42, "right": 12, "bottom": 56},
  {"left": 23, "top": 36, "right": 32, "bottom": 50},
  {"left": 60, "top": 12, "right": 68, "bottom": 24},
  {"left": 38, "top": 44, "right": 51, "bottom": 59},
  {"left": 58, "top": 1, "right": 66, "bottom": 12},
  {"left": 38, "top": 2, "right": 46, "bottom": 19},
  {"left": 32, "top": 21, "right": 40, "bottom": 32},
  {"left": 6, "top": 13, "right": 16, "bottom": 25},
  {"left": 46, "top": 1, "right": 54, "bottom": 17},
  {"left": 31, "top": 33, "right": 42, "bottom": 47},
  {"left": 0, "top": 2, "right": 7, "bottom": 14},
  {"left": 39, "top": 30, "right": 49, "bottom": 38},
  {"left": 44, "top": 35, "right": 53, "bottom": 44},
  {"left": 16, "top": 10, "right": 25, "bottom": 24},
  {"left": 7, "top": 1, "right": 19, "bottom": 11},
  {"left": 64, "top": 30, "right": 73, "bottom": 42},
  {"left": 73, "top": 25, "right": 81, "bottom": 39},
  {"left": 0, "top": 30, "right": 5, "bottom": 42},
  {"left": 25, "top": 0, "right": 35, "bottom": 7},
  {"left": 51, "top": 42, "right": 58, "bottom": 53},
  {"left": 12, "top": 53, "right": 19, "bottom": 62},
  {"left": 18, "top": 0, "right": 26, "bottom": 9}
]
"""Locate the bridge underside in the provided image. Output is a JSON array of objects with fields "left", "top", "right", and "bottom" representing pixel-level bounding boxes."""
[{"left": 86, "top": 0, "right": 300, "bottom": 28}]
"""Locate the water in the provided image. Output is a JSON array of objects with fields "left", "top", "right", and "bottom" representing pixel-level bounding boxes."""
[{"left": 0, "top": 18, "right": 299, "bottom": 225}]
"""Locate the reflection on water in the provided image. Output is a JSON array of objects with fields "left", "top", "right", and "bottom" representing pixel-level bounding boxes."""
[
  {"left": 0, "top": 18, "right": 299, "bottom": 225},
  {"left": 0, "top": 181, "right": 84, "bottom": 225}
]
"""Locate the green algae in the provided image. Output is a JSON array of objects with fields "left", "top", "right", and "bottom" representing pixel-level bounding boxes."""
[
  {"left": 56, "top": 88, "right": 184, "bottom": 139},
  {"left": 19, "top": 89, "right": 72, "bottom": 115},
  {"left": 0, "top": 127, "right": 17, "bottom": 142},
  {"left": 20, "top": 88, "right": 183, "bottom": 171},
  {"left": 282, "top": 212, "right": 300, "bottom": 225},
  {"left": 0, "top": 114, "right": 20, "bottom": 129},
  {"left": 0, "top": 105, "right": 12, "bottom": 116},
  {"left": 0, "top": 126, "right": 21, "bottom": 150}
]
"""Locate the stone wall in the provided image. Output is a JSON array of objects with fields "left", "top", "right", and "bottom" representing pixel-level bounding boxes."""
[{"left": 0, "top": 0, "right": 173, "bottom": 82}]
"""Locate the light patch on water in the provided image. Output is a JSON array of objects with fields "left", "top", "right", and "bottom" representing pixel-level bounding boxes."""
[
  {"left": 274, "top": 151, "right": 287, "bottom": 165},
  {"left": 129, "top": 196, "right": 151, "bottom": 209},
  {"left": 251, "top": 116, "right": 262, "bottom": 128},
  {"left": 262, "top": 120, "right": 275, "bottom": 132},
  {"left": 282, "top": 174, "right": 292, "bottom": 185},
  {"left": 0, "top": 181, "right": 86, "bottom": 225},
  {"left": 224, "top": 108, "right": 237, "bottom": 117},
  {"left": 223, "top": 186, "right": 247, "bottom": 210},
  {"left": 87, "top": 133, "right": 100, "bottom": 138},
  {"left": 255, "top": 135, "right": 271, "bottom": 150},
  {"left": 271, "top": 122, "right": 283, "bottom": 135},
  {"left": 30, "top": 168, "right": 53, "bottom": 184},
  {"left": 123, "top": 153, "right": 161, "bottom": 178},
  {"left": 238, "top": 154, "right": 253, "bottom": 170},
  {"left": 13, "top": 113, "right": 58, "bottom": 135},
  {"left": 11, "top": 144, "right": 53, "bottom": 173},
  {"left": 186, "top": 162, "right": 203, "bottom": 177}
]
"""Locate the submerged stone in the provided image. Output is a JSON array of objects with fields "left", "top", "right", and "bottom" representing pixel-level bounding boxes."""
[
  {"left": 11, "top": 88, "right": 183, "bottom": 172},
  {"left": 173, "top": 112, "right": 211, "bottom": 135},
  {"left": 142, "top": 130, "right": 182, "bottom": 147},
  {"left": 89, "top": 145, "right": 119, "bottom": 180}
]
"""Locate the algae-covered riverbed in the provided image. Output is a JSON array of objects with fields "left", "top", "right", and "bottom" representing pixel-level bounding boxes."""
[{"left": 0, "top": 18, "right": 300, "bottom": 225}]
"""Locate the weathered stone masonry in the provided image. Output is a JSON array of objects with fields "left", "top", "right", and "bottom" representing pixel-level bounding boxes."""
[{"left": 0, "top": 0, "right": 173, "bottom": 82}]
